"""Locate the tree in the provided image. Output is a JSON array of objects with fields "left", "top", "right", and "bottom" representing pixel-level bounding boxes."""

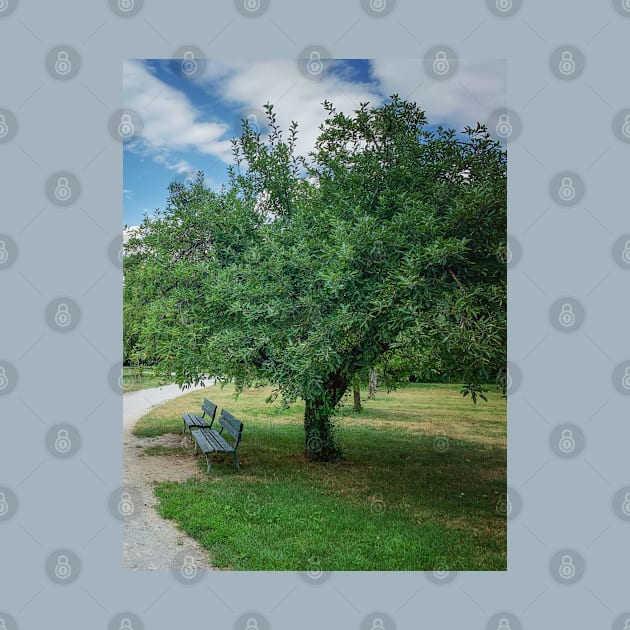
[
  {"left": 124, "top": 96, "right": 506, "bottom": 462},
  {"left": 368, "top": 369, "right": 378, "bottom": 399}
]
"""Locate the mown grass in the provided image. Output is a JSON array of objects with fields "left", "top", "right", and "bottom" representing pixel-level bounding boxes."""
[
  {"left": 134, "top": 382, "right": 507, "bottom": 571},
  {"left": 122, "top": 366, "right": 171, "bottom": 393}
]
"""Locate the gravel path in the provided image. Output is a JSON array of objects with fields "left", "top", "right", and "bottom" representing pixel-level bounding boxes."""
[{"left": 123, "top": 383, "right": 214, "bottom": 571}]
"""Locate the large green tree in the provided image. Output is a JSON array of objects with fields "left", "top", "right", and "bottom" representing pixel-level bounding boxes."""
[{"left": 124, "top": 97, "right": 506, "bottom": 461}]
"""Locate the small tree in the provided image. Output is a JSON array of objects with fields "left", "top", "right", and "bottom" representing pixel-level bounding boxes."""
[{"left": 124, "top": 97, "right": 506, "bottom": 461}]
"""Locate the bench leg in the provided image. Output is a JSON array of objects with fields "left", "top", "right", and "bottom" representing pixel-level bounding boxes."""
[
  {"left": 205, "top": 454, "right": 211, "bottom": 473},
  {"left": 233, "top": 452, "right": 240, "bottom": 470}
]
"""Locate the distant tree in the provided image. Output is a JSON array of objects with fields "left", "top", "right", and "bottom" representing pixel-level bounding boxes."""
[
  {"left": 368, "top": 369, "right": 378, "bottom": 399},
  {"left": 124, "top": 97, "right": 506, "bottom": 461}
]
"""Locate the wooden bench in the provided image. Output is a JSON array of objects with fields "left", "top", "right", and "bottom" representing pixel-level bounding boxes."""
[
  {"left": 190, "top": 408, "right": 244, "bottom": 471},
  {"left": 182, "top": 398, "right": 217, "bottom": 439}
]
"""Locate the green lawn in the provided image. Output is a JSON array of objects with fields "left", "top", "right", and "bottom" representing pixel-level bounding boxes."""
[
  {"left": 122, "top": 365, "right": 171, "bottom": 393},
  {"left": 134, "top": 383, "right": 507, "bottom": 571}
]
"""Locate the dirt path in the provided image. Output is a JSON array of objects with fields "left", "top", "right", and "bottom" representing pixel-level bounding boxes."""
[{"left": 123, "top": 383, "right": 213, "bottom": 571}]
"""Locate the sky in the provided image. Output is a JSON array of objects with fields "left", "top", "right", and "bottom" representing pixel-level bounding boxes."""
[{"left": 123, "top": 58, "right": 506, "bottom": 227}]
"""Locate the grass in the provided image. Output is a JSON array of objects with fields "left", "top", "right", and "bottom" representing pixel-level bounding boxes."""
[
  {"left": 143, "top": 445, "right": 189, "bottom": 457},
  {"left": 122, "top": 365, "right": 172, "bottom": 393},
  {"left": 134, "top": 382, "right": 507, "bottom": 571}
]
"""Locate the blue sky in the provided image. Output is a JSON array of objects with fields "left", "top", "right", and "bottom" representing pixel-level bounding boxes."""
[{"left": 123, "top": 58, "right": 506, "bottom": 227}]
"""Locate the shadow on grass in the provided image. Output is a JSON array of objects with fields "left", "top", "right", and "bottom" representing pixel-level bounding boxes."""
[{"left": 135, "top": 383, "right": 507, "bottom": 571}]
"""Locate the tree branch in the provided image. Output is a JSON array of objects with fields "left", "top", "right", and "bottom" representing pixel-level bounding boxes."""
[{"left": 448, "top": 268, "right": 464, "bottom": 291}]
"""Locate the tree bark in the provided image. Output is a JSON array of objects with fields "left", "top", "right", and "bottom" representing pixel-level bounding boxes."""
[
  {"left": 304, "top": 374, "right": 348, "bottom": 461},
  {"left": 353, "top": 387, "right": 362, "bottom": 412},
  {"left": 368, "top": 369, "right": 377, "bottom": 399}
]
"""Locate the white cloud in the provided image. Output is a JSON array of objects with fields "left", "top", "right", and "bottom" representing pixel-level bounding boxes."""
[
  {"left": 194, "top": 59, "right": 505, "bottom": 160},
  {"left": 151, "top": 153, "right": 196, "bottom": 175},
  {"left": 370, "top": 59, "right": 506, "bottom": 129},
  {"left": 123, "top": 58, "right": 506, "bottom": 178},
  {"left": 197, "top": 60, "right": 384, "bottom": 160},
  {"left": 123, "top": 60, "right": 234, "bottom": 166}
]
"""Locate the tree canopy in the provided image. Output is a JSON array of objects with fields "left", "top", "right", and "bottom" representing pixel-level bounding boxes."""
[{"left": 124, "top": 96, "right": 507, "bottom": 461}]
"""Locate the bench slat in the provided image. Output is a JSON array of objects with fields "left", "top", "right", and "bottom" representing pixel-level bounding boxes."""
[
  {"left": 182, "top": 398, "right": 218, "bottom": 436},
  {"left": 189, "top": 407, "right": 243, "bottom": 471},
  {"left": 182, "top": 413, "right": 208, "bottom": 426},
  {"left": 191, "top": 429, "right": 213, "bottom": 453},
  {"left": 207, "top": 430, "right": 233, "bottom": 452},
  {"left": 182, "top": 413, "right": 210, "bottom": 428},
  {"left": 201, "top": 399, "right": 217, "bottom": 421},
  {"left": 192, "top": 428, "right": 234, "bottom": 453},
  {"left": 219, "top": 409, "right": 243, "bottom": 442}
]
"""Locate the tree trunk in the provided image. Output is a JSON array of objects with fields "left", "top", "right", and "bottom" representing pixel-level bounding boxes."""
[
  {"left": 353, "top": 387, "right": 362, "bottom": 412},
  {"left": 368, "top": 369, "right": 377, "bottom": 399},
  {"left": 304, "top": 375, "right": 348, "bottom": 461}
]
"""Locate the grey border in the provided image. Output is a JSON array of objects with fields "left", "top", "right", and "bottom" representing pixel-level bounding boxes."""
[{"left": 0, "top": 1, "right": 627, "bottom": 628}]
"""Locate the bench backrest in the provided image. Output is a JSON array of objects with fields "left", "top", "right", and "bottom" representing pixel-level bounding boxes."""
[
  {"left": 202, "top": 399, "right": 217, "bottom": 424},
  {"left": 218, "top": 409, "right": 244, "bottom": 447}
]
